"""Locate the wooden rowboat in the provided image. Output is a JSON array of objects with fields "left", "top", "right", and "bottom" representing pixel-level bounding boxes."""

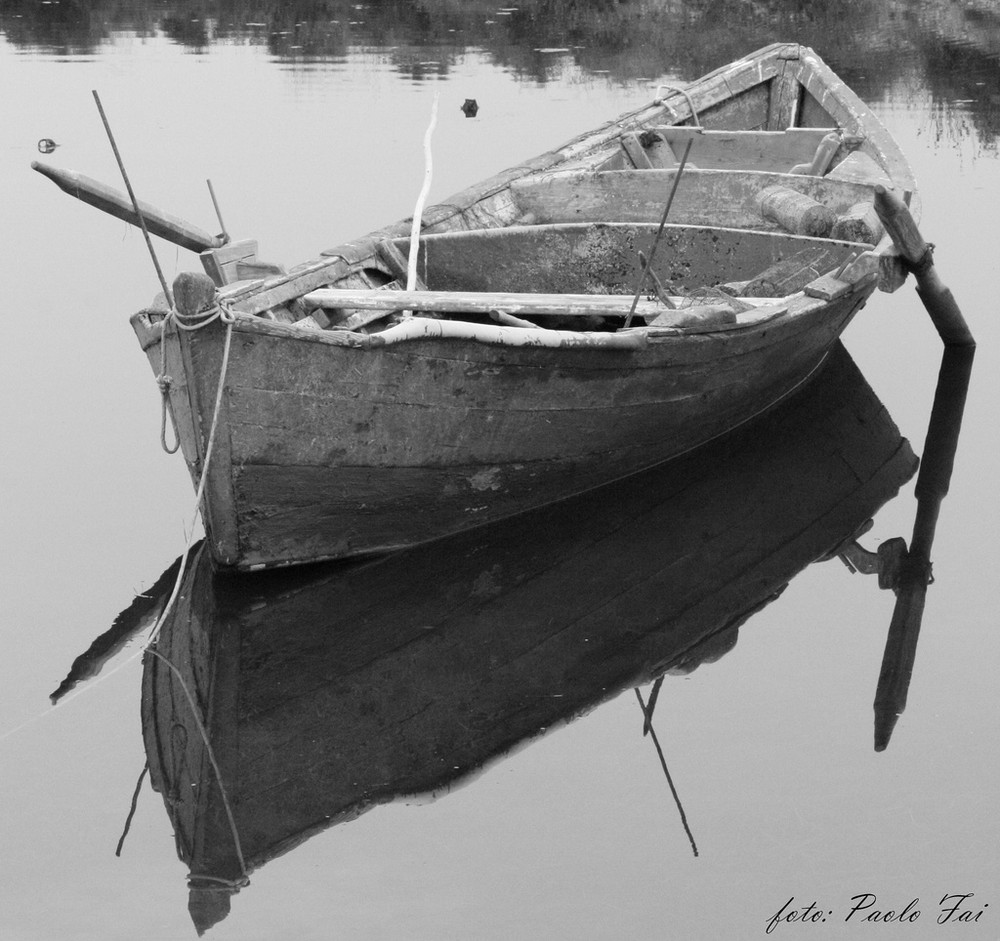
[
  {"left": 36, "top": 43, "right": 918, "bottom": 570},
  {"left": 137, "top": 343, "right": 916, "bottom": 931}
]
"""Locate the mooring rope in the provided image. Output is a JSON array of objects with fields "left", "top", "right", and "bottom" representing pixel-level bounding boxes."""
[
  {"left": 136, "top": 301, "right": 250, "bottom": 881},
  {"left": 145, "top": 300, "right": 235, "bottom": 649},
  {"left": 119, "top": 304, "right": 247, "bottom": 878},
  {"left": 155, "top": 298, "right": 235, "bottom": 455},
  {"left": 115, "top": 762, "right": 149, "bottom": 856}
]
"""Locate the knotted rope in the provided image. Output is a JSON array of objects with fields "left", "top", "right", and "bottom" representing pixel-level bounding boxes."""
[{"left": 155, "top": 297, "right": 236, "bottom": 454}]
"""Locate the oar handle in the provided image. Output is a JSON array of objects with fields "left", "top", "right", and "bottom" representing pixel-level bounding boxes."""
[{"left": 32, "top": 161, "right": 225, "bottom": 254}]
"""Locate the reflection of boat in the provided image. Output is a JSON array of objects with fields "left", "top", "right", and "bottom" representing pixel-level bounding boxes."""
[
  {"left": 31, "top": 42, "right": 912, "bottom": 571},
  {"left": 137, "top": 343, "right": 915, "bottom": 933}
]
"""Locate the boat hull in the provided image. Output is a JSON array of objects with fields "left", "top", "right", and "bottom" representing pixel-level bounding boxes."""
[
  {"left": 129, "top": 42, "right": 916, "bottom": 570},
  {"left": 138, "top": 282, "right": 869, "bottom": 569}
]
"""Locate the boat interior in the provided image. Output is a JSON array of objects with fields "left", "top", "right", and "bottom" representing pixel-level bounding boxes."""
[
  {"left": 192, "top": 47, "right": 905, "bottom": 338},
  {"left": 391, "top": 224, "right": 866, "bottom": 298}
]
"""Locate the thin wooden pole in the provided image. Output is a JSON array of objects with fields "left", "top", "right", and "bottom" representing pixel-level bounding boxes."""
[
  {"left": 206, "top": 179, "right": 229, "bottom": 243},
  {"left": 92, "top": 89, "right": 173, "bottom": 306},
  {"left": 624, "top": 138, "right": 693, "bottom": 328}
]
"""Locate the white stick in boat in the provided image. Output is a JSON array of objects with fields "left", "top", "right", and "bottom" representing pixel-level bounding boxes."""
[{"left": 407, "top": 92, "right": 440, "bottom": 296}]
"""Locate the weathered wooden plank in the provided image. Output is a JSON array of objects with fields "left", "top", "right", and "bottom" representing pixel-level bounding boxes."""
[
  {"left": 226, "top": 256, "right": 357, "bottom": 316},
  {"left": 31, "top": 161, "right": 224, "bottom": 253},
  {"left": 373, "top": 239, "right": 413, "bottom": 282},
  {"left": 767, "top": 52, "right": 804, "bottom": 129},
  {"left": 652, "top": 127, "right": 833, "bottom": 171},
  {"left": 620, "top": 132, "right": 654, "bottom": 169},
  {"left": 303, "top": 288, "right": 669, "bottom": 319},
  {"left": 211, "top": 300, "right": 847, "bottom": 476},
  {"left": 200, "top": 239, "right": 260, "bottom": 286},
  {"left": 827, "top": 150, "right": 893, "bottom": 186},
  {"left": 509, "top": 169, "right": 878, "bottom": 231},
  {"left": 394, "top": 224, "right": 863, "bottom": 298}
]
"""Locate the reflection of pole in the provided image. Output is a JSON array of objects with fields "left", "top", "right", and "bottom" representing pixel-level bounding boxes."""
[
  {"left": 635, "top": 687, "right": 698, "bottom": 856},
  {"left": 873, "top": 345, "right": 975, "bottom": 750}
]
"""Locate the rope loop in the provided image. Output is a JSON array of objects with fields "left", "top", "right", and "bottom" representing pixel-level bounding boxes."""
[
  {"left": 156, "top": 372, "right": 181, "bottom": 454},
  {"left": 153, "top": 293, "right": 236, "bottom": 454}
]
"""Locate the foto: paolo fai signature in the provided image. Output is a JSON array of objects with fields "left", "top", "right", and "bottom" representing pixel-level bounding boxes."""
[{"left": 766, "top": 894, "right": 988, "bottom": 933}]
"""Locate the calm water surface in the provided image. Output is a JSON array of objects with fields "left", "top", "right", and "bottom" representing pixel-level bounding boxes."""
[{"left": 1, "top": 3, "right": 998, "bottom": 939}]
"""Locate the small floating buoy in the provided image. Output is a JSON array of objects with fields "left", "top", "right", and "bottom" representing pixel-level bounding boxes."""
[
  {"left": 461, "top": 98, "right": 479, "bottom": 118},
  {"left": 37, "top": 138, "right": 58, "bottom": 154}
]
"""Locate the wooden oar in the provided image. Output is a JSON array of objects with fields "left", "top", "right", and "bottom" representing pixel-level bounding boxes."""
[
  {"left": 873, "top": 185, "right": 975, "bottom": 348},
  {"left": 31, "top": 161, "right": 226, "bottom": 254},
  {"left": 873, "top": 343, "right": 974, "bottom": 750}
]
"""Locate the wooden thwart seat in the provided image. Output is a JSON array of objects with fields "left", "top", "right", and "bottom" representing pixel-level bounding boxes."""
[{"left": 619, "top": 126, "right": 840, "bottom": 174}]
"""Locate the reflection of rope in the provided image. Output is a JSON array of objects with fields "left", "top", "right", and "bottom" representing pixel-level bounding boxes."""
[
  {"left": 653, "top": 84, "right": 701, "bottom": 127},
  {"left": 146, "top": 646, "right": 250, "bottom": 885},
  {"left": 1, "top": 301, "right": 237, "bottom": 745},
  {"left": 142, "top": 307, "right": 248, "bottom": 882},
  {"left": 115, "top": 762, "right": 149, "bottom": 856}
]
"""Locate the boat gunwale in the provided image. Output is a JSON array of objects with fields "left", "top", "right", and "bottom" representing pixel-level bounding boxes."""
[{"left": 131, "top": 272, "right": 874, "bottom": 358}]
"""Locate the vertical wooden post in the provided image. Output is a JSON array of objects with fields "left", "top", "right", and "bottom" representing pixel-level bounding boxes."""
[{"left": 872, "top": 185, "right": 975, "bottom": 348}]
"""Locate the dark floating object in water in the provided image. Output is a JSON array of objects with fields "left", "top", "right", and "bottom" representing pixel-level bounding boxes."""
[
  {"left": 461, "top": 97, "right": 478, "bottom": 117},
  {"left": 37, "top": 138, "right": 58, "bottom": 154}
]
